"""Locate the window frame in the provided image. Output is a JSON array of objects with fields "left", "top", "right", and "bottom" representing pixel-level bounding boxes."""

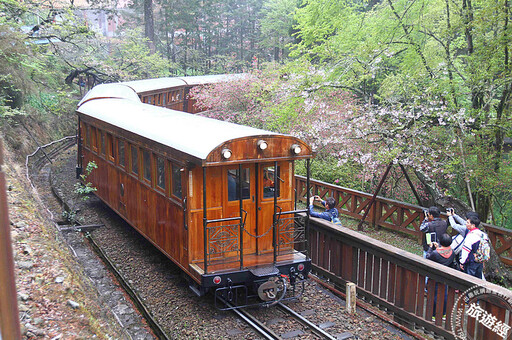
[
  {"left": 117, "top": 138, "right": 126, "bottom": 168},
  {"left": 155, "top": 155, "right": 166, "bottom": 192},
  {"left": 106, "top": 133, "right": 115, "bottom": 163},
  {"left": 100, "top": 130, "right": 106, "bottom": 157},
  {"left": 130, "top": 144, "right": 139, "bottom": 177},
  {"left": 142, "top": 148, "right": 152, "bottom": 185},
  {"left": 171, "top": 163, "right": 182, "bottom": 199}
]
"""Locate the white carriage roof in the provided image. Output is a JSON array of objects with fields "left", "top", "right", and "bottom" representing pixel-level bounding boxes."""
[
  {"left": 119, "top": 74, "right": 244, "bottom": 94},
  {"left": 76, "top": 90, "right": 278, "bottom": 161},
  {"left": 78, "top": 83, "right": 141, "bottom": 107}
]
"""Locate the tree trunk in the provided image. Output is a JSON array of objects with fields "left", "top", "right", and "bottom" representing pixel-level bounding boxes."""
[{"left": 144, "top": 0, "right": 155, "bottom": 53}]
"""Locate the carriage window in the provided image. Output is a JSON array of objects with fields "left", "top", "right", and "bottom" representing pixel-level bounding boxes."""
[
  {"left": 131, "top": 145, "right": 138, "bottom": 175},
  {"left": 86, "top": 124, "right": 90, "bottom": 148},
  {"left": 143, "top": 149, "right": 151, "bottom": 182},
  {"left": 118, "top": 140, "right": 125, "bottom": 167},
  {"left": 163, "top": 93, "right": 167, "bottom": 106},
  {"left": 228, "top": 168, "right": 250, "bottom": 201},
  {"left": 107, "top": 133, "right": 114, "bottom": 161},
  {"left": 100, "top": 131, "right": 106, "bottom": 155},
  {"left": 263, "top": 166, "right": 280, "bottom": 198},
  {"left": 172, "top": 164, "right": 182, "bottom": 199},
  {"left": 91, "top": 127, "right": 98, "bottom": 152},
  {"left": 156, "top": 157, "right": 165, "bottom": 190}
]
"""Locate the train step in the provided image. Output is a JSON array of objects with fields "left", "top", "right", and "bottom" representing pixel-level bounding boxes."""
[{"left": 249, "top": 265, "right": 279, "bottom": 278}]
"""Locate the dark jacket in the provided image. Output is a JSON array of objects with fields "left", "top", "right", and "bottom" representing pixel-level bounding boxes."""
[
  {"left": 420, "top": 217, "right": 448, "bottom": 251},
  {"left": 309, "top": 200, "right": 339, "bottom": 222},
  {"left": 426, "top": 246, "right": 455, "bottom": 268}
]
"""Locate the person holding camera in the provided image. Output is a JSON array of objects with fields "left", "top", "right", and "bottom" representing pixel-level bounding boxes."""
[
  {"left": 446, "top": 209, "right": 486, "bottom": 280},
  {"left": 308, "top": 195, "right": 340, "bottom": 224},
  {"left": 426, "top": 233, "right": 455, "bottom": 267},
  {"left": 446, "top": 208, "right": 478, "bottom": 255},
  {"left": 420, "top": 206, "right": 448, "bottom": 258},
  {"left": 425, "top": 233, "right": 455, "bottom": 320}
]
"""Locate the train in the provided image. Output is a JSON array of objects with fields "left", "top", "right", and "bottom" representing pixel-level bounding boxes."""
[{"left": 76, "top": 75, "right": 314, "bottom": 309}]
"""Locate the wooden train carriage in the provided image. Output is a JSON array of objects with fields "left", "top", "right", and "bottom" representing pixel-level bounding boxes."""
[
  {"left": 119, "top": 74, "right": 244, "bottom": 113},
  {"left": 76, "top": 82, "right": 313, "bottom": 303}
]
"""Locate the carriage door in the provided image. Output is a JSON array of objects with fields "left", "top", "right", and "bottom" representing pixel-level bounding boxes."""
[
  {"left": 223, "top": 165, "right": 257, "bottom": 255},
  {"left": 257, "top": 162, "right": 294, "bottom": 255}
]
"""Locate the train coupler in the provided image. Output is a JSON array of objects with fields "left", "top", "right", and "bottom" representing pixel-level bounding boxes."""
[{"left": 214, "top": 282, "right": 248, "bottom": 310}]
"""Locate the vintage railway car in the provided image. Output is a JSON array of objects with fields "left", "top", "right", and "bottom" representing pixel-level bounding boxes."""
[
  {"left": 119, "top": 74, "right": 244, "bottom": 113},
  {"left": 76, "top": 79, "right": 314, "bottom": 308}
]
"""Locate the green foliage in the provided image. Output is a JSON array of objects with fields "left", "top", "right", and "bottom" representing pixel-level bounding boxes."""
[{"left": 75, "top": 161, "right": 98, "bottom": 200}]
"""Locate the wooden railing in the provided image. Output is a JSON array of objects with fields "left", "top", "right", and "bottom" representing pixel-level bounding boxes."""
[
  {"left": 295, "top": 175, "right": 512, "bottom": 266},
  {"left": 308, "top": 217, "right": 512, "bottom": 339}
]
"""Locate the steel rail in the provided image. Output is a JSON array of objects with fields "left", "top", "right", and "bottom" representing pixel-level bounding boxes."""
[
  {"left": 277, "top": 302, "right": 337, "bottom": 340},
  {"left": 25, "top": 137, "right": 170, "bottom": 340},
  {"left": 218, "top": 297, "right": 281, "bottom": 340},
  {"left": 83, "top": 232, "right": 171, "bottom": 340}
]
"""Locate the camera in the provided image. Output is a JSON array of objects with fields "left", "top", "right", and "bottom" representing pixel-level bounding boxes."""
[{"left": 423, "top": 209, "right": 429, "bottom": 216}]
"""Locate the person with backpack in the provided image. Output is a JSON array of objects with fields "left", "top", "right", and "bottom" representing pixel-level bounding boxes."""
[
  {"left": 446, "top": 209, "right": 487, "bottom": 279},
  {"left": 460, "top": 216, "right": 489, "bottom": 279},
  {"left": 308, "top": 196, "right": 342, "bottom": 225}
]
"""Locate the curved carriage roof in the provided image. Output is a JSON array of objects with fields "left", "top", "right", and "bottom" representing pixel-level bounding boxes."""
[
  {"left": 78, "top": 83, "right": 141, "bottom": 107},
  {"left": 77, "top": 90, "right": 278, "bottom": 161},
  {"left": 119, "top": 74, "right": 244, "bottom": 94},
  {"left": 77, "top": 81, "right": 312, "bottom": 165}
]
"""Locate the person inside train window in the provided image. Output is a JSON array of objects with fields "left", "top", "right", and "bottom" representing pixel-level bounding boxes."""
[
  {"left": 227, "top": 169, "right": 250, "bottom": 201},
  {"left": 263, "top": 166, "right": 280, "bottom": 198},
  {"left": 308, "top": 196, "right": 340, "bottom": 223}
]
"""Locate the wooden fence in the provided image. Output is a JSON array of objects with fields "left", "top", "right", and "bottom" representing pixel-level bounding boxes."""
[
  {"left": 308, "top": 217, "right": 512, "bottom": 339},
  {"left": 295, "top": 175, "right": 512, "bottom": 266}
]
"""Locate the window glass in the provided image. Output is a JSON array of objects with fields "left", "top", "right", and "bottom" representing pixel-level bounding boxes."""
[
  {"left": 91, "top": 127, "right": 97, "bottom": 151},
  {"left": 228, "top": 168, "right": 250, "bottom": 201},
  {"left": 263, "top": 166, "right": 280, "bottom": 198},
  {"left": 118, "top": 140, "right": 125, "bottom": 167},
  {"left": 86, "top": 125, "right": 90, "bottom": 147},
  {"left": 172, "top": 164, "right": 182, "bottom": 198},
  {"left": 156, "top": 157, "right": 165, "bottom": 189},
  {"left": 100, "top": 131, "right": 106, "bottom": 155},
  {"left": 110, "top": 135, "right": 115, "bottom": 159},
  {"left": 131, "top": 145, "right": 138, "bottom": 175},
  {"left": 143, "top": 149, "right": 151, "bottom": 182}
]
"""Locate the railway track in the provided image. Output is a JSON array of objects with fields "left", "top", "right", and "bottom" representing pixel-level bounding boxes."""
[
  {"left": 223, "top": 299, "right": 340, "bottom": 339},
  {"left": 25, "top": 137, "right": 413, "bottom": 340}
]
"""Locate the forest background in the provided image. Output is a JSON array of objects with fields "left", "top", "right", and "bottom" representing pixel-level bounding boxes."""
[{"left": 1, "top": 0, "right": 512, "bottom": 229}]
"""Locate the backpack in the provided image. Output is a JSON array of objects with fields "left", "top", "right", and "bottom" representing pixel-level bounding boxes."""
[
  {"left": 474, "top": 232, "right": 491, "bottom": 263},
  {"left": 327, "top": 211, "right": 342, "bottom": 226}
]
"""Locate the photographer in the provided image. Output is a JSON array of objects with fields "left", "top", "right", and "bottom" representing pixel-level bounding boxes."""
[
  {"left": 426, "top": 233, "right": 455, "bottom": 267},
  {"left": 420, "top": 206, "right": 448, "bottom": 258},
  {"left": 426, "top": 233, "right": 455, "bottom": 320},
  {"left": 446, "top": 209, "right": 478, "bottom": 255},
  {"left": 308, "top": 196, "right": 340, "bottom": 223}
]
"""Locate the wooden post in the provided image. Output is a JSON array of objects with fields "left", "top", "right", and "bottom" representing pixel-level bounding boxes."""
[
  {"left": 0, "top": 138, "right": 22, "bottom": 340},
  {"left": 346, "top": 282, "right": 357, "bottom": 314}
]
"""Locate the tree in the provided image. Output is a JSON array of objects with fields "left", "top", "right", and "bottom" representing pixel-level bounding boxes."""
[
  {"left": 290, "top": 0, "right": 512, "bottom": 225},
  {"left": 260, "top": 0, "right": 298, "bottom": 62}
]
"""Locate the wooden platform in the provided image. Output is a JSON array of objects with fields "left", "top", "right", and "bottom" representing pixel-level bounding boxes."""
[{"left": 190, "top": 250, "right": 307, "bottom": 275}]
